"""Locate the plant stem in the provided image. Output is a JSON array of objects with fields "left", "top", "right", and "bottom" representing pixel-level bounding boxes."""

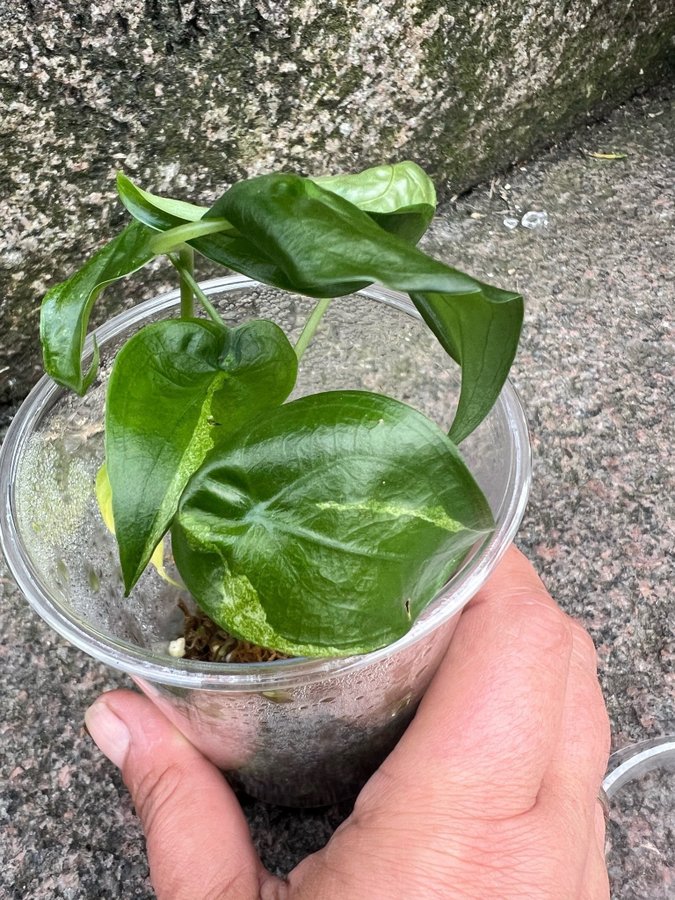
[
  {"left": 150, "top": 218, "right": 232, "bottom": 255},
  {"left": 169, "top": 252, "right": 227, "bottom": 328},
  {"left": 295, "top": 297, "right": 332, "bottom": 361},
  {"left": 178, "top": 245, "right": 195, "bottom": 318}
]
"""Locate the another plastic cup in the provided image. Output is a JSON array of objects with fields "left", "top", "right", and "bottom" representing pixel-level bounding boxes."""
[{"left": 604, "top": 736, "right": 675, "bottom": 898}]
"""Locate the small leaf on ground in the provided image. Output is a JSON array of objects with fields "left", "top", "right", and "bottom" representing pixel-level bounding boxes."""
[{"left": 587, "top": 151, "right": 628, "bottom": 160}]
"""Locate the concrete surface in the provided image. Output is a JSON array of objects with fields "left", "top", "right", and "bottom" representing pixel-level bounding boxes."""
[
  {"left": 1, "top": 1, "right": 675, "bottom": 405},
  {"left": 1, "top": 83, "right": 673, "bottom": 897}
]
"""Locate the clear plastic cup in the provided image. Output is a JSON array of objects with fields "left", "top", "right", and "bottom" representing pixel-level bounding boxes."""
[
  {"left": 603, "top": 736, "right": 675, "bottom": 898},
  {"left": 0, "top": 276, "right": 531, "bottom": 806}
]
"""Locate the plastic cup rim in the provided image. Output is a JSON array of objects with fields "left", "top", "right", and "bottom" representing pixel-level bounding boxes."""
[{"left": 0, "top": 275, "right": 532, "bottom": 690}]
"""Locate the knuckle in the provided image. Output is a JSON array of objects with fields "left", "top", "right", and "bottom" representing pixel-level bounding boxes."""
[
  {"left": 131, "top": 759, "right": 186, "bottom": 837},
  {"left": 508, "top": 591, "right": 572, "bottom": 651},
  {"left": 201, "top": 871, "right": 254, "bottom": 900},
  {"left": 569, "top": 621, "right": 599, "bottom": 670}
]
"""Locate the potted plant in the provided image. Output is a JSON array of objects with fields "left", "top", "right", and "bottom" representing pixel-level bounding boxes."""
[{"left": 0, "top": 163, "right": 530, "bottom": 806}]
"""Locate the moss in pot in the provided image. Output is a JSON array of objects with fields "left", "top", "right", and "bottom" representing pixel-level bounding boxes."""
[{"left": 39, "top": 161, "right": 522, "bottom": 664}]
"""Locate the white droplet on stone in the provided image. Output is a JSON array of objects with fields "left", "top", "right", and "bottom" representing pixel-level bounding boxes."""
[
  {"left": 521, "top": 210, "right": 548, "bottom": 229},
  {"left": 503, "top": 217, "right": 519, "bottom": 230}
]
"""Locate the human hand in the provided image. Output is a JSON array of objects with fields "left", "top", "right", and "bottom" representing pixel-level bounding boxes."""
[{"left": 85, "top": 547, "right": 610, "bottom": 899}]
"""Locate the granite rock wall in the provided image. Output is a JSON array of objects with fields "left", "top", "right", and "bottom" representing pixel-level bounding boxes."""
[{"left": 1, "top": 0, "right": 674, "bottom": 404}]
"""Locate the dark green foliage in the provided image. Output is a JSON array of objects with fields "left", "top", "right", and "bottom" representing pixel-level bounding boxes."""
[{"left": 39, "top": 161, "right": 522, "bottom": 655}]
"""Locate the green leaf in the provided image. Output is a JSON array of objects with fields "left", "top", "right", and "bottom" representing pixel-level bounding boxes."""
[
  {"left": 116, "top": 172, "right": 207, "bottom": 228},
  {"left": 109, "top": 169, "right": 520, "bottom": 440},
  {"left": 411, "top": 287, "right": 524, "bottom": 444},
  {"left": 95, "top": 463, "right": 180, "bottom": 586},
  {"left": 40, "top": 220, "right": 157, "bottom": 394},
  {"left": 106, "top": 317, "right": 297, "bottom": 592},
  {"left": 172, "top": 391, "right": 493, "bottom": 657},
  {"left": 312, "top": 161, "right": 436, "bottom": 243},
  {"left": 116, "top": 173, "right": 234, "bottom": 254},
  {"left": 118, "top": 162, "right": 435, "bottom": 246},
  {"left": 202, "top": 173, "right": 522, "bottom": 440}
]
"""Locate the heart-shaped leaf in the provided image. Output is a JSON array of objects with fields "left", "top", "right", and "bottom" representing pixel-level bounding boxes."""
[
  {"left": 106, "top": 317, "right": 297, "bottom": 592},
  {"left": 40, "top": 220, "right": 157, "bottom": 393},
  {"left": 172, "top": 391, "right": 493, "bottom": 657}
]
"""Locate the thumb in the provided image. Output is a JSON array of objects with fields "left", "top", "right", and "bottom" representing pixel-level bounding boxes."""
[{"left": 85, "top": 689, "right": 283, "bottom": 900}]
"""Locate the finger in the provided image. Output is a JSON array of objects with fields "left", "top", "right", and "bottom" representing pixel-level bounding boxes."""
[
  {"left": 361, "top": 546, "right": 574, "bottom": 819},
  {"left": 536, "top": 623, "right": 611, "bottom": 891},
  {"left": 543, "top": 622, "right": 610, "bottom": 797},
  {"left": 594, "top": 796, "right": 608, "bottom": 855},
  {"left": 85, "top": 689, "right": 283, "bottom": 900},
  {"left": 579, "top": 821, "right": 611, "bottom": 900}
]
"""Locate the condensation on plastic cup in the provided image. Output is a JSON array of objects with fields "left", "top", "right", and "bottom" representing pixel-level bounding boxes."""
[
  {"left": 0, "top": 276, "right": 533, "bottom": 805},
  {"left": 0, "top": 275, "right": 533, "bottom": 691}
]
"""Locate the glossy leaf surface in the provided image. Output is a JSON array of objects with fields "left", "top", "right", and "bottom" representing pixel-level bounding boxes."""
[
  {"left": 114, "top": 170, "right": 521, "bottom": 441},
  {"left": 40, "top": 221, "right": 156, "bottom": 393},
  {"left": 106, "top": 318, "right": 297, "bottom": 592},
  {"left": 42, "top": 167, "right": 521, "bottom": 441},
  {"left": 95, "top": 463, "right": 178, "bottom": 585},
  {"left": 172, "top": 391, "right": 493, "bottom": 657},
  {"left": 312, "top": 161, "right": 436, "bottom": 243},
  {"left": 116, "top": 172, "right": 207, "bottom": 228},
  {"left": 411, "top": 287, "right": 524, "bottom": 443},
  {"left": 118, "top": 162, "right": 434, "bottom": 244},
  {"left": 203, "top": 174, "right": 523, "bottom": 441}
]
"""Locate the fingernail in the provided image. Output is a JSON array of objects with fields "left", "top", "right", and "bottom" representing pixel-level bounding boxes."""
[{"left": 85, "top": 699, "right": 131, "bottom": 769}]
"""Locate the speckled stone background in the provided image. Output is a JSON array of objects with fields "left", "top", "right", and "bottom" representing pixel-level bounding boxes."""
[
  {"left": 1, "top": 71, "right": 674, "bottom": 900},
  {"left": 1, "top": 0, "right": 675, "bottom": 404}
]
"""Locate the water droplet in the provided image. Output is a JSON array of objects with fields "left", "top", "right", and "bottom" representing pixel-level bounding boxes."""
[
  {"left": 87, "top": 567, "right": 101, "bottom": 592},
  {"left": 261, "top": 690, "right": 294, "bottom": 704},
  {"left": 521, "top": 210, "right": 548, "bottom": 230}
]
